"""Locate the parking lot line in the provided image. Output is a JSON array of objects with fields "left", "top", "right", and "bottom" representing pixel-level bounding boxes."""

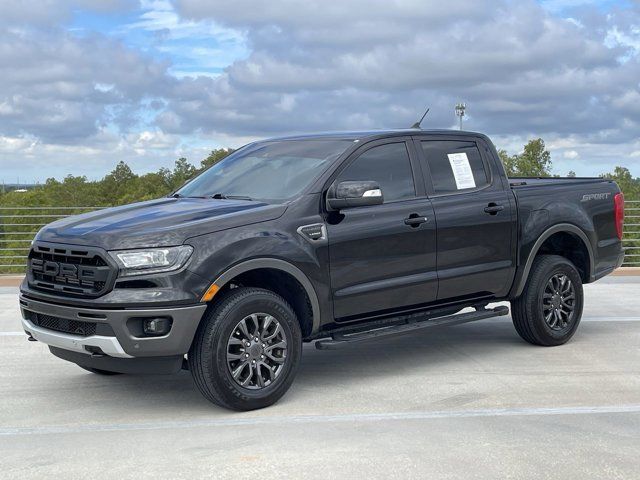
[{"left": 2, "top": 404, "right": 639, "bottom": 437}]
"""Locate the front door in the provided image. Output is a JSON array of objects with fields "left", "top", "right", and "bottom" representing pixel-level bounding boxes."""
[{"left": 326, "top": 139, "right": 438, "bottom": 320}]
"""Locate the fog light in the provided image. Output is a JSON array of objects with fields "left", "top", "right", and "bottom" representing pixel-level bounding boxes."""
[{"left": 142, "top": 317, "right": 172, "bottom": 336}]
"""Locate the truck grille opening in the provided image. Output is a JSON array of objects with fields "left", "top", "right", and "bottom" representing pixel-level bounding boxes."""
[
  {"left": 32, "top": 313, "right": 97, "bottom": 337},
  {"left": 27, "top": 243, "right": 117, "bottom": 298}
]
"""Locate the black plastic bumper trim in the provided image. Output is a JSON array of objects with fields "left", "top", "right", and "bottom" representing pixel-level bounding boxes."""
[{"left": 49, "top": 346, "right": 183, "bottom": 374}]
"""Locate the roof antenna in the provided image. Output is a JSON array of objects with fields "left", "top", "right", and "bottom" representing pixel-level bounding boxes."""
[{"left": 410, "top": 108, "right": 430, "bottom": 129}]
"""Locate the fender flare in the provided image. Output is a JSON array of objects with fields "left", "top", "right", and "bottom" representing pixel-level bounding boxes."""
[
  {"left": 513, "top": 223, "right": 594, "bottom": 297},
  {"left": 212, "top": 258, "right": 321, "bottom": 334}
]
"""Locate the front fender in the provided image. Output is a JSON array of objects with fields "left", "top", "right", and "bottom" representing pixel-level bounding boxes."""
[
  {"left": 210, "top": 258, "right": 322, "bottom": 333},
  {"left": 185, "top": 224, "right": 329, "bottom": 334}
]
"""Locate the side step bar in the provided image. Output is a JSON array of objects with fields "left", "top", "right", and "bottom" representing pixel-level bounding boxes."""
[{"left": 315, "top": 305, "right": 509, "bottom": 350}]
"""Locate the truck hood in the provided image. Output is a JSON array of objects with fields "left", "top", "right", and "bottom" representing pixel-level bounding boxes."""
[{"left": 35, "top": 197, "right": 287, "bottom": 250}]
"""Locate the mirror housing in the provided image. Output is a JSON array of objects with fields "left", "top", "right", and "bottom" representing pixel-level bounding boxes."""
[{"left": 327, "top": 181, "right": 384, "bottom": 211}]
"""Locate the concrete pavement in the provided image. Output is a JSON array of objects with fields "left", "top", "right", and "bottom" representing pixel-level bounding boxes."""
[{"left": 0, "top": 277, "right": 639, "bottom": 479}]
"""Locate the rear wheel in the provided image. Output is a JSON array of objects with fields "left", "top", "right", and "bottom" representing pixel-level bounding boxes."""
[
  {"left": 511, "top": 254, "right": 584, "bottom": 346},
  {"left": 189, "top": 287, "right": 302, "bottom": 411}
]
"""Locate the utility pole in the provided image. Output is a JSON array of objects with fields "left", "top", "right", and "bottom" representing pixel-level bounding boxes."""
[{"left": 455, "top": 103, "right": 466, "bottom": 130}]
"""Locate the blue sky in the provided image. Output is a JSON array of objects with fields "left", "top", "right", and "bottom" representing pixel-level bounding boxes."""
[
  {"left": 70, "top": 2, "right": 249, "bottom": 78},
  {"left": 0, "top": 0, "right": 639, "bottom": 183}
]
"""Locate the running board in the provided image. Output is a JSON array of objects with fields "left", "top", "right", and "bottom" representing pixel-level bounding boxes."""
[{"left": 315, "top": 305, "right": 509, "bottom": 350}]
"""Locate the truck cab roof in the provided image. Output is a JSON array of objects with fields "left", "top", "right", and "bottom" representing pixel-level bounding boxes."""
[{"left": 264, "top": 129, "right": 489, "bottom": 143}]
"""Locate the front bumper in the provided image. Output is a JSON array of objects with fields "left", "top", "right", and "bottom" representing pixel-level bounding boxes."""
[
  {"left": 23, "top": 316, "right": 131, "bottom": 357},
  {"left": 20, "top": 295, "right": 207, "bottom": 358}
]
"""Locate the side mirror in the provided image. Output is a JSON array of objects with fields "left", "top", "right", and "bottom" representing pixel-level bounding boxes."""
[{"left": 327, "top": 181, "right": 384, "bottom": 211}]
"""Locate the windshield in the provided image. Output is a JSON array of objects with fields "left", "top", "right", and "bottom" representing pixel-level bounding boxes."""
[{"left": 176, "top": 139, "right": 353, "bottom": 202}]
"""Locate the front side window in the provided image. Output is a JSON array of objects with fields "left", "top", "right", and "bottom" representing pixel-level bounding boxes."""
[
  {"left": 421, "top": 141, "right": 489, "bottom": 194},
  {"left": 337, "top": 142, "right": 416, "bottom": 202},
  {"left": 177, "top": 139, "right": 353, "bottom": 202}
]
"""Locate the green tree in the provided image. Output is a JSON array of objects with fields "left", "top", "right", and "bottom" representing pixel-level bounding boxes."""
[
  {"left": 166, "top": 157, "right": 197, "bottom": 192},
  {"left": 603, "top": 166, "right": 640, "bottom": 198},
  {"left": 2, "top": 142, "right": 640, "bottom": 273},
  {"left": 100, "top": 161, "right": 139, "bottom": 205},
  {"left": 519, "top": 139, "right": 552, "bottom": 177},
  {"left": 499, "top": 139, "right": 552, "bottom": 177},
  {"left": 498, "top": 149, "right": 518, "bottom": 177},
  {"left": 117, "top": 171, "right": 173, "bottom": 204},
  {"left": 200, "top": 148, "right": 234, "bottom": 170}
]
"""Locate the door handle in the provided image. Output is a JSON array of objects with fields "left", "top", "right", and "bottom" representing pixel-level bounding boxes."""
[
  {"left": 404, "top": 214, "right": 429, "bottom": 227},
  {"left": 484, "top": 203, "right": 504, "bottom": 215}
]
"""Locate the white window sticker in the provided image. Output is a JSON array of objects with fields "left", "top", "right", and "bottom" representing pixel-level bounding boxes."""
[{"left": 447, "top": 152, "right": 476, "bottom": 190}]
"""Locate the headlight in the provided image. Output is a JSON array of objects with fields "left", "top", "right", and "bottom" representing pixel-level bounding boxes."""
[{"left": 109, "top": 246, "right": 193, "bottom": 277}]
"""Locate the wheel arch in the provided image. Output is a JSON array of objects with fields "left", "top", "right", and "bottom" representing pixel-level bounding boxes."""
[
  {"left": 210, "top": 258, "right": 321, "bottom": 336},
  {"left": 513, "top": 223, "right": 594, "bottom": 297}
]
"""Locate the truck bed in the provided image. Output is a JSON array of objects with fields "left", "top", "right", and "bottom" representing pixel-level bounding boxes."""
[{"left": 509, "top": 177, "right": 612, "bottom": 188}]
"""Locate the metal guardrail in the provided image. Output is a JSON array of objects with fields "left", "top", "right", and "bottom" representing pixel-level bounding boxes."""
[
  {"left": 0, "top": 201, "right": 639, "bottom": 273},
  {"left": 623, "top": 200, "right": 640, "bottom": 266},
  {"left": 0, "top": 207, "right": 105, "bottom": 273}
]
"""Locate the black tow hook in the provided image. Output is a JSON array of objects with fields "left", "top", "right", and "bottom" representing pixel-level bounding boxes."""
[
  {"left": 85, "top": 345, "right": 106, "bottom": 358},
  {"left": 27, "top": 335, "right": 37, "bottom": 342}
]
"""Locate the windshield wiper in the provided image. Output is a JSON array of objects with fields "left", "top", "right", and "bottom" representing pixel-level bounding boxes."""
[
  {"left": 210, "top": 193, "right": 253, "bottom": 201},
  {"left": 170, "top": 193, "right": 208, "bottom": 199}
]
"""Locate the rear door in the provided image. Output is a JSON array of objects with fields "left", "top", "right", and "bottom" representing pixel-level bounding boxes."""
[
  {"left": 414, "top": 136, "right": 516, "bottom": 301},
  {"left": 326, "top": 138, "right": 438, "bottom": 320}
]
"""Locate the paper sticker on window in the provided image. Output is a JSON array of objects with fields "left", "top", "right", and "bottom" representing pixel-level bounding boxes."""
[{"left": 447, "top": 153, "right": 476, "bottom": 190}]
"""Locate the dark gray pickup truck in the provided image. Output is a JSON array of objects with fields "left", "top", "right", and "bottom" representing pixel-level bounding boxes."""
[{"left": 20, "top": 129, "right": 625, "bottom": 410}]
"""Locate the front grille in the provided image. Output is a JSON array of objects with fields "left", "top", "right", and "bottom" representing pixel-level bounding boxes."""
[
  {"left": 27, "top": 242, "right": 117, "bottom": 298},
  {"left": 32, "top": 313, "right": 97, "bottom": 337}
]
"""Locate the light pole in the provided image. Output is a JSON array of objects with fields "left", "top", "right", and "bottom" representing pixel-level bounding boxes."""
[{"left": 455, "top": 103, "right": 466, "bottom": 130}]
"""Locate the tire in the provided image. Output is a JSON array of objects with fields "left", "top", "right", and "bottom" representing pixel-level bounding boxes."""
[
  {"left": 188, "top": 287, "right": 302, "bottom": 411},
  {"left": 511, "top": 254, "right": 584, "bottom": 346},
  {"left": 79, "top": 366, "right": 123, "bottom": 375}
]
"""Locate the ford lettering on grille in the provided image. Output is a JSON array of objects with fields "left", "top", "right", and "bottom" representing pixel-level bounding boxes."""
[
  {"left": 30, "top": 259, "right": 104, "bottom": 283},
  {"left": 27, "top": 243, "right": 116, "bottom": 297}
]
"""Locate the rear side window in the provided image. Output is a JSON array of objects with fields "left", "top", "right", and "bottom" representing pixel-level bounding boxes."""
[
  {"left": 337, "top": 142, "right": 416, "bottom": 202},
  {"left": 420, "top": 141, "right": 489, "bottom": 194}
]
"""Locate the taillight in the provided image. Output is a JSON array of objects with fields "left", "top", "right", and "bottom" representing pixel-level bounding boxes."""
[{"left": 614, "top": 192, "right": 624, "bottom": 240}]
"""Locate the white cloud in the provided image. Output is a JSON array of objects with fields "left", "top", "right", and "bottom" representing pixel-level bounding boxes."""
[
  {"left": 132, "top": 0, "right": 244, "bottom": 43},
  {"left": 605, "top": 25, "right": 640, "bottom": 54},
  {"left": 1, "top": 0, "right": 640, "bottom": 180},
  {"left": 161, "top": 0, "right": 640, "bottom": 176},
  {"left": 121, "top": 0, "right": 249, "bottom": 78},
  {"left": 0, "top": 25, "right": 177, "bottom": 143},
  {"left": 0, "top": 129, "right": 217, "bottom": 182},
  {"left": 0, "top": 134, "right": 39, "bottom": 153}
]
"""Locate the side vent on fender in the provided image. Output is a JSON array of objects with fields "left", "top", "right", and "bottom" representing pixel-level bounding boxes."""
[{"left": 297, "top": 223, "right": 328, "bottom": 245}]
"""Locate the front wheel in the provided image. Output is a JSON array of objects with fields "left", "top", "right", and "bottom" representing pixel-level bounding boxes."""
[
  {"left": 511, "top": 254, "right": 584, "bottom": 346},
  {"left": 188, "top": 287, "right": 302, "bottom": 411}
]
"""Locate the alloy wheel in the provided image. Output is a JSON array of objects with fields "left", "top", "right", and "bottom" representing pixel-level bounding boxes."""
[
  {"left": 542, "top": 273, "right": 576, "bottom": 330},
  {"left": 226, "top": 313, "right": 288, "bottom": 390}
]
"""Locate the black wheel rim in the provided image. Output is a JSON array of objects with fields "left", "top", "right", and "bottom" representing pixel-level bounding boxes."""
[
  {"left": 542, "top": 273, "right": 576, "bottom": 331},
  {"left": 226, "top": 313, "right": 288, "bottom": 390}
]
